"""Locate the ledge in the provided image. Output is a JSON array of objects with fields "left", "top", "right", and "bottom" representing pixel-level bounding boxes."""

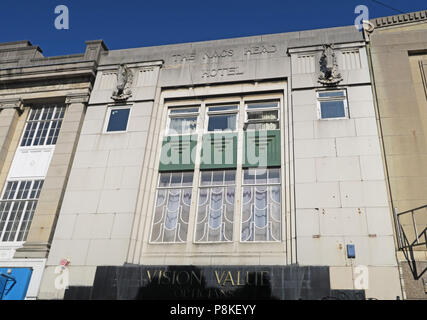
[{"left": 373, "top": 10, "right": 427, "bottom": 28}]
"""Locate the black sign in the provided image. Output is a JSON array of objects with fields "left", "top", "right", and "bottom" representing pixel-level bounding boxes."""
[{"left": 64, "top": 265, "right": 365, "bottom": 300}]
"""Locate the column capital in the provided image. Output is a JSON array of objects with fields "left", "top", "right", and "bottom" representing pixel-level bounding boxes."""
[
  {"left": 65, "top": 93, "right": 90, "bottom": 104},
  {"left": 0, "top": 98, "right": 24, "bottom": 113}
]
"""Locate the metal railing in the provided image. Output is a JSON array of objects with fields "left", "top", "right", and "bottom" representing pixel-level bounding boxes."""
[
  {"left": 0, "top": 273, "right": 16, "bottom": 300},
  {"left": 393, "top": 204, "right": 427, "bottom": 280}
]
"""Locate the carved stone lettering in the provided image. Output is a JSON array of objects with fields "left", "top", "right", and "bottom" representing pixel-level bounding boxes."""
[
  {"left": 201, "top": 66, "right": 244, "bottom": 78},
  {"left": 172, "top": 54, "right": 196, "bottom": 63},
  {"left": 244, "top": 45, "right": 277, "bottom": 56},
  {"left": 203, "top": 49, "right": 234, "bottom": 63}
]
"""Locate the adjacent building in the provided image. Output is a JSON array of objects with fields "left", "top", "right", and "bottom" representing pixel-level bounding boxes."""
[
  {"left": 0, "top": 40, "right": 106, "bottom": 299},
  {"left": 1, "top": 10, "right": 426, "bottom": 300},
  {"left": 365, "top": 10, "right": 427, "bottom": 299}
]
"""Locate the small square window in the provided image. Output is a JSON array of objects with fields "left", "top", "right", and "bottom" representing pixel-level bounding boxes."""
[
  {"left": 320, "top": 100, "right": 346, "bottom": 118},
  {"left": 317, "top": 90, "right": 348, "bottom": 120},
  {"left": 106, "top": 108, "right": 130, "bottom": 132}
]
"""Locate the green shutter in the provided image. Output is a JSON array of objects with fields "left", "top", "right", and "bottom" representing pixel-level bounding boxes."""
[
  {"left": 200, "top": 133, "right": 237, "bottom": 169},
  {"left": 159, "top": 135, "right": 197, "bottom": 171},
  {"left": 243, "top": 130, "right": 281, "bottom": 168}
]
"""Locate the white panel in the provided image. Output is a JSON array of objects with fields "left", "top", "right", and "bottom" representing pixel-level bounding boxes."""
[
  {"left": 136, "top": 67, "right": 159, "bottom": 86},
  {"left": 98, "top": 72, "right": 117, "bottom": 90},
  {"left": 340, "top": 50, "right": 361, "bottom": 70},
  {"left": 295, "top": 55, "right": 315, "bottom": 74},
  {"left": 296, "top": 182, "right": 341, "bottom": 208},
  {"left": 8, "top": 147, "right": 54, "bottom": 179},
  {"left": 0, "top": 241, "right": 23, "bottom": 260},
  {"left": 315, "top": 157, "right": 361, "bottom": 182}
]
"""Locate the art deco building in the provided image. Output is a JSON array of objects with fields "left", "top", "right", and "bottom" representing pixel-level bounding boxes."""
[
  {"left": 0, "top": 10, "right": 426, "bottom": 300},
  {"left": 39, "top": 25, "right": 400, "bottom": 300}
]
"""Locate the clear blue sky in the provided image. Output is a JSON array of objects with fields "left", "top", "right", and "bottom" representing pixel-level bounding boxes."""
[{"left": 0, "top": 0, "right": 426, "bottom": 56}]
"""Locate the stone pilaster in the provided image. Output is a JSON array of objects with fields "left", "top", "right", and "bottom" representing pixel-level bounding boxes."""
[
  {"left": 14, "top": 93, "right": 89, "bottom": 259},
  {"left": 84, "top": 40, "right": 108, "bottom": 62},
  {"left": 0, "top": 99, "right": 23, "bottom": 176}
]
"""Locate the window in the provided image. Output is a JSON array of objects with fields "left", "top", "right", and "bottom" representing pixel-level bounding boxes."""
[
  {"left": 206, "top": 105, "right": 238, "bottom": 132},
  {"left": 0, "top": 180, "right": 44, "bottom": 242},
  {"left": 317, "top": 90, "right": 348, "bottom": 119},
  {"left": 241, "top": 168, "right": 281, "bottom": 242},
  {"left": 20, "top": 105, "right": 65, "bottom": 147},
  {"left": 155, "top": 93, "right": 285, "bottom": 245},
  {"left": 245, "top": 101, "right": 279, "bottom": 130},
  {"left": 106, "top": 107, "right": 130, "bottom": 132},
  {"left": 195, "top": 170, "right": 235, "bottom": 242},
  {"left": 168, "top": 107, "right": 198, "bottom": 135},
  {"left": 150, "top": 172, "right": 193, "bottom": 243}
]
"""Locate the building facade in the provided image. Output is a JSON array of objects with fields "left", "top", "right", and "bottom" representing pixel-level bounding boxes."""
[
  {"left": 1, "top": 11, "right": 426, "bottom": 300},
  {"left": 366, "top": 10, "right": 427, "bottom": 300},
  {"left": 0, "top": 40, "right": 106, "bottom": 299},
  {"left": 38, "top": 25, "right": 400, "bottom": 300}
]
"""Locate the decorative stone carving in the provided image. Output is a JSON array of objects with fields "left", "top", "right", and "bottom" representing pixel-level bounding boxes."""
[
  {"left": 111, "top": 64, "right": 133, "bottom": 102},
  {"left": 318, "top": 44, "right": 342, "bottom": 86}
]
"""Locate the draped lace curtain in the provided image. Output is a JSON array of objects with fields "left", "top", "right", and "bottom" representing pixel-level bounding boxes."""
[
  {"left": 151, "top": 172, "right": 193, "bottom": 243},
  {"left": 169, "top": 117, "right": 197, "bottom": 135},
  {"left": 195, "top": 170, "right": 235, "bottom": 242},
  {"left": 241, "top": 168, "right": 281, "bottom": 242}
]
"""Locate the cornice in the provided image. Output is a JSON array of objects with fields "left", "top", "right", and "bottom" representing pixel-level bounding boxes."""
[
  {"left": 373, "top": 10, "right": 427, "bottom": 28},
  {"left": 65, "top": 93, "right": 90, "bottom": 104},
  {"left": 0, "top": 98, "right": 24, "bottom": 114}
]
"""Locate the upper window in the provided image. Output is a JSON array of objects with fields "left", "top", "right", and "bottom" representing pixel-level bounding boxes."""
[
  {"left": 206, "top": 105, "right": 238, "bottom": 132},
  {"left": 106, "top": 107, "right": 130, "bottom": 132},
  {"left": 20, "top": 105, "right": 65, "bottom": 147},
  {"left": 245, "top": 101, "right": 279, "bottom": 130},
  {"left": 0, "top": 179, "right": 44, "bottom": 242},
  {"left": 168, "top": 107, "right": 198, "bottom": 135},
  {"left": 317, "top": 90, "right": 348, "bottom": 119}
]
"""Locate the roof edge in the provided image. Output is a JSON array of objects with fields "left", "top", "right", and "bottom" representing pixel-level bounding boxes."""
[{"left": 372, "top": 10, "right": 427, "bottom": 28}]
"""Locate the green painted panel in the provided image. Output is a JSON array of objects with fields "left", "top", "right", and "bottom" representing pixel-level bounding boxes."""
[
  {"left": 200, "top": 133, "right": 237, "bottom": 169},
  {"left": 243, "top": 130, "right": 281, "bottom": 168},
  {"left": 159, "top": 135, "right": 197, "bottom": 171}
]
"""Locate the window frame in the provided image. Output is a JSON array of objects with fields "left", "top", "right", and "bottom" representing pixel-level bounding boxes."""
[
  {"left": 240, "top": 168, "right": 282, "bottom": 243},
  {"left": 194, "top": 169, "right": 236, "bottom": 243},
  {"left": 149, "top": 171, "right": 194, "bottom": 244},
  {"left": 0, "top": 179, "right": 44, "bottom": 243},
  {"left": 244, "top": 100, "right": 280, "bottom": 131},
  {"left": 103, "top": 105, "right": 132, "bottom": 134},
  {"left": 316, "top": 89, "right": 349, "bottom": 120},
  {"left": 154, "top": 91, "right": 286, "bottom": 246},
  {"left": 204, "top": 103, "right": 239, "bottom": 133},
  {"left": 19, "top": 105, "right": 66, "bottom": 148},
  {"left": 166, "top": 106, "right": 200, "bottom": 136}
]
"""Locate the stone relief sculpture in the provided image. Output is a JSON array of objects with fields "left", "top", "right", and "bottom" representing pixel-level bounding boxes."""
[
  {"left": 318, "top": 44, "right": 342, "bottom": 86},
  {"left": 111, "top": 64, "right": 133, "bottom": 101}
]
